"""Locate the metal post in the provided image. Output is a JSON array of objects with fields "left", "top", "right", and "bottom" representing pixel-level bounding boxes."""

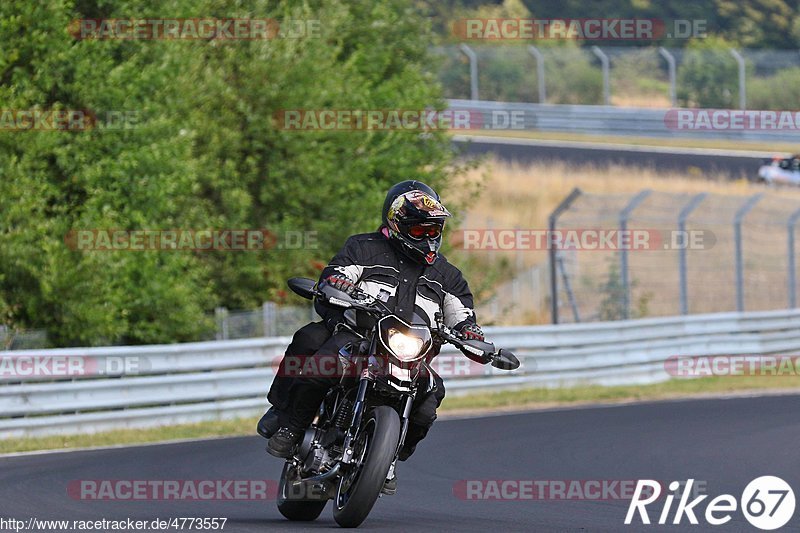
[
  {"left": 514, "top": 226, "right": 523, "bottom": 313},
  {"left": 730, "top": 49, "right": 746, "bottom": 110},
  {"left": 677, "top": 193, "right": 707, "bottom": 315},
  {"left": 548, "top": 188, "right": 583, "bottom": 324},
  {"left": 734, "top": 193, "right": 763, "bottom": 312},
  {"left": 787, "top": 208, "right": 800, "bottom": 308},
  {"left": 459, "top": 43, "right": 479, "bottom": 101},
  {"left": 558, "top": 253, "right": 581, "bottom": 322},
  {"left": 619, "top": 190, "right": 652, "bottom": 320},
  {"left": 215, "top": 307, "right": 229, "bottom": 340},
  {"left": 527, "top": 45, "right": 546, "bottom": 103},
  {"left": 262, "top": 301, "right": 277, "bottom": 337},
  {"left": 591, "top": 46, "right": 610, "bottom": 105},
  {"left": 658, "top": 47, "right": 677, "bottom": 107}
]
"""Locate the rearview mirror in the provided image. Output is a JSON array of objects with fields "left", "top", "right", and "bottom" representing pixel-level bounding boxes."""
[
  {"left": 287, "top": 277, "right": 317, "bottom": 300},
  {"left": 491, "top": 349, "right": 520, "bottom": 371}
]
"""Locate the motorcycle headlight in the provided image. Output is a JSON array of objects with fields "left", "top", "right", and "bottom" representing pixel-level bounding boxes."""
[
  {"left": 387, "top": 328, "right": 424, "bottom": 361},
  {"left": 378, "top": 316, "right": 432, "bottom": 364}
]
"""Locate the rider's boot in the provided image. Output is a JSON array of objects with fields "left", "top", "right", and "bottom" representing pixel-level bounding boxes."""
[
  {"left": 257, "top": 407, "right": 281, "bottom": 439},
  {"left": 266, "top": 426, "right": 303, "bottom": 458}
]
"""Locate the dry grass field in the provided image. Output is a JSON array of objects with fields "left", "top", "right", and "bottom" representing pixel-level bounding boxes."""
[{"left": 447, "top": 159, "right": 800, "bottom": 324}]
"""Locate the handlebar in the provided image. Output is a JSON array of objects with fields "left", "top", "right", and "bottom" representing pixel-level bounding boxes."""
[{"left": 291, "top": 277, "right": 521, "bottom": 371}]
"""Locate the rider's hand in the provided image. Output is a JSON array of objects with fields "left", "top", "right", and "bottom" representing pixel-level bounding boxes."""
[
  {"left": 458, "top": 323, "right": 485, "bottom": 342},
  {"left": 457, "top": 323, "right": 491, "bottom": 364},
  {"left": 323, "top": 274, "right": 357, "bottom": 296}
]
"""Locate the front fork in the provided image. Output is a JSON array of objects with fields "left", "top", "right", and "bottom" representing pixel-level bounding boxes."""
[
  {"left": 340, "top": 373, "right": 370, "bottom": 465},
  {"left": 339, "top": 371, "right": 414, "bottom": 467}
]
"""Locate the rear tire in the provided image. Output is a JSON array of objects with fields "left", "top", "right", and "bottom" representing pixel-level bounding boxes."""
[
  {"left": 333, "top": 405, "right": 401, "bottom": 528},
  {"left": 276, "top": 463, "right": 328, "bottom": 521}
]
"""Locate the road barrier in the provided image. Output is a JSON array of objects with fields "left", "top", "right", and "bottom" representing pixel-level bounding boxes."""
[
  {"left": 2, "top": 308, "right": 800, "bottom": 437},
  {"left": 448, "top": 99, "right": 800, "bottom": 142}
]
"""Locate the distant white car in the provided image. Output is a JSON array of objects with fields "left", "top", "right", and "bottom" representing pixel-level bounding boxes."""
[{"left": 758, "top": 155, "right": 800, "bottom": 185}]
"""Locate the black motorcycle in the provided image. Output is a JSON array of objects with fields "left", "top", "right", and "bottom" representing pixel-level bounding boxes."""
[{"left": 274, "top": 277, "right": 520, "bottom": 528}]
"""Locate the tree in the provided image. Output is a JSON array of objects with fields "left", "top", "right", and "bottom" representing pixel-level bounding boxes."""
[
  {"left": 0, "top": 0, "right": 459, "bottom": 346},
  {"left": 677, "top": 37, "right": 740, "bottom": 108}
]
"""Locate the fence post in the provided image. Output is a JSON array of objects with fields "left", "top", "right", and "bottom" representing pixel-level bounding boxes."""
[
  {"left": 787, "top": 208, "right": 800, "bottom": 308},
  {"left": 459, "top": 44, "right": 479, "bottom": 101},
  {"left": 548, "top": 188, "right": 582, "bottom": 324},
  {"left": 729, "top": 49, "right": 746, "bottom": 110},
  {"left": 558, "top": 252, "right": 581, "bottom": 322},
  {"left": 527, "top": 45, "right": 546, "bottom": 103},
  {"left": 658, "top": 47, "right": 677, "bottom": 106},
  {"left": 591, "top": 46, "right": 610, "bottom": 105},
  {"left": 677, "top": 193, "right": 707, "bottom": 315},
  {"left": 619, "top": 190, "right": 652, "bottom": 320},
  {"left": 262, "top": 302, "right": 277, "bottom": 337},
  {"left": 513, "top": 225, "right": 522, "bottom": 312},
  {"left": 734, "top": 193, "right": 763, "bottom": 312},
  {"left": 215, "top": 307, "right": 229, "bottom": 340}
]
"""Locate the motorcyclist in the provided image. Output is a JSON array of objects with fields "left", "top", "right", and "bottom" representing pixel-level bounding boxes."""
[{"left": 259, "top": 180, "right": 488, "bottom": 493}]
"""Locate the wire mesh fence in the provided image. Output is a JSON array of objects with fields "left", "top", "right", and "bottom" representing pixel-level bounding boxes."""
[
  {"left": 434, "top": 44, "right": 800, "bottom": 109},
  {"left": 214, "top": 302, "right": 317, "bottom": 340},
  {"left": 0, "top": 326, "right": 49, "bottom": 351},
  {"left": 543, "top": 189, "right": 800, "bottom": 324}
]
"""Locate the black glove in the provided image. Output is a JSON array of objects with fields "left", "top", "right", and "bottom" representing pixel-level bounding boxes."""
[
  {"left": 323, "top": 274, "right": 357, "bottom": 295},
  {"left": 458, "top": 323, "right": 485, "bottom": 342}
]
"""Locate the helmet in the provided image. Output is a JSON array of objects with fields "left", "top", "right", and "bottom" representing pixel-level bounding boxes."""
[{"left": 382, "top": 180, "right": 451, "bottom": 265}]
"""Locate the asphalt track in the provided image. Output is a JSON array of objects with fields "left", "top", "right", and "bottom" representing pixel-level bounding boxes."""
[
  {"left": 2, "top": 394, "right": 799, "bottom": 532},
  {"left": 456, "top": 136, "right": 778, "bottom": 179}
]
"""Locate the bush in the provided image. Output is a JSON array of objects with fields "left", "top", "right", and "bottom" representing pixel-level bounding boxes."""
[
  {"left": 677, "top": 38, "right": 741, "bottom": 108},
  {"left": 748, "top": 68, "right": 800, "bottom": 110}
]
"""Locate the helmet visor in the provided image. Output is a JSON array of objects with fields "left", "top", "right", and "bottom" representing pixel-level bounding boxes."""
[{"left": 405, "top": 222, "right": 443, "bottom": 240}]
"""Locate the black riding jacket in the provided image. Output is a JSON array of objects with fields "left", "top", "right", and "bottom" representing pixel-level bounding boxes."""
[{"left": 315, "top": 230, "right": 478, "bottom": 333}]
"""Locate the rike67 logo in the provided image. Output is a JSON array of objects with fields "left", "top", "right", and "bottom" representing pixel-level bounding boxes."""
[{"left": 625, "top": 477, "right": 795, "bottom": 530}]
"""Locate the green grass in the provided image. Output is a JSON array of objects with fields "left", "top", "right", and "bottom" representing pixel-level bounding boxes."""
[
  {"left": 2, "top": 376, "right": 798, "bottom": 454},
  {"left": 441, "top": 375, "right": 800, "bottom": 411},
  {"left": 453, "top": 129, "right": 799, "bottom": 154},
  {"left": 0, "top": 418, "right": 256, "bottom": 455}
]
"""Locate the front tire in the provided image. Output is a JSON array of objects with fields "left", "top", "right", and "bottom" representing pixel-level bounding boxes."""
[
  {"left": 276, "top": 463, "right": 328, "bottom": 521},
  {"left": 333, "top": 405, "right": 400, "bottom": 528}
]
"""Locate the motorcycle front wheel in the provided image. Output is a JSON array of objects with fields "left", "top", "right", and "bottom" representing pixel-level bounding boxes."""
[{"left": 333, "top": 405, "right": 400, "bottom": 528}]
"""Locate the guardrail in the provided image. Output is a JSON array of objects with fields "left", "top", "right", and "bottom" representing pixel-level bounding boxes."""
[
  {"left": 2, "top": 308, "right": 800, "bottom": 438},
  {"left": 448, "top": 99, "right": 800, "bottom": 143}
]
